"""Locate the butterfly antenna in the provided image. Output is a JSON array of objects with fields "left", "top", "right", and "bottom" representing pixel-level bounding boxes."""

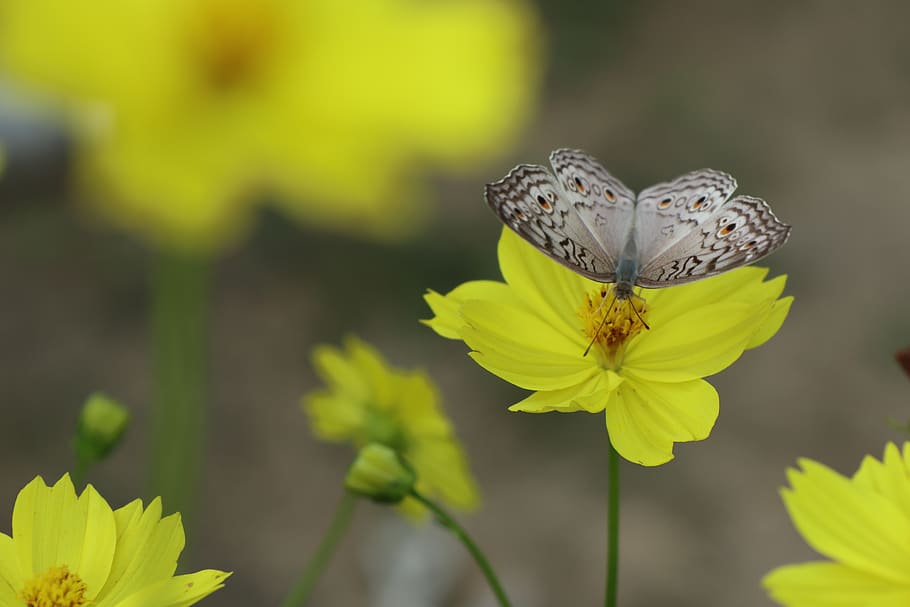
[
  {"left": 583, "top": 289, "right": 617, "bottom": 357},
  {"left": 630, "top": 292, "right": 650, "bottom": 330}
]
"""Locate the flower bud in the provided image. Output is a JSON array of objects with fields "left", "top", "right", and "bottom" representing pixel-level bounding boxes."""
[
  {"left": 345, "top": 443, "right": 416, "bottom": 504},
  {"left": 74, "top": 393, "right": 129, "bottom": 463}
]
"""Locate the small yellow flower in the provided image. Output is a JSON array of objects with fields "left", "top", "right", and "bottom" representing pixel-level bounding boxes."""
[
  {"left": 0, "top": 0, "right": 540, "bottom": 251},
  {"left": 424, "top": 228, "right": 791, "bottom": 466},
  {"left": 763, "top": 443, "right": 910, "bottom": 606},
  {"left": 0, "top": 475, "right": 229, "bottom": 606},
  {"left": 303, "top": 336, "right": 479, "bottom": 517}
]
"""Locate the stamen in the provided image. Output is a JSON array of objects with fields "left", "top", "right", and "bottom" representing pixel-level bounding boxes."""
[
  {"left": 579, "top": 285, "right": 649, "bottom": 368},
  {"left": 20, "top": 565, "right": 88, "bottom": 607}
]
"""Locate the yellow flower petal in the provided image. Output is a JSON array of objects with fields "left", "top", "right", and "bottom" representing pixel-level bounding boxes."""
[
  {"left": 107, "top": 570, "right": 231, "bottom": 607},
  {"left": 747, "top": 295, "right": 793, "bottom": 349},
  {"left": 13, "top": 475, "right": 116, "bottom": 594},
  {"left": 623, "top": 302, "right": 770, "bottom": 382},
  {"left": 605, "top": 377, "right": 719, "bottom": 466},
  {"left": 783, "top": 459, "right": 910, "bottom": 582},
  {"left": 853, "top": 443, "right": 910, "bottom": 522},
  {"left": 0, "top": 533, "right": 23, "bottom": 603},
  {"left": 96, "top": 498, "right": 184, "bottom": 604},
  {"left": 509, "top": 371, "right": 623, "bottom": 413},
  {"left": 497, "top": 229, "right": 592, "bottom": 337},
  {"left": 642, "top": 266, "right": 771, "bottom": 324},
  {"left": 410, "top": 441, "right": 479, "bottom": 511},
  {"left": 422, "top": 280, "right": 519, "bottom": 339},
  {"left": 764, "top": 562, "right": 910, "bottom": 607}
]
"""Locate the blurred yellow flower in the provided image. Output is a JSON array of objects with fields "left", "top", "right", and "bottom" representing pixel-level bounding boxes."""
[
  {"left": 424, "top": 228, "right": 791, "bottom": 466},
  {"left": 303, "top": 336, "right": 479, "bottom": 517},
  {"left": 764, "top": 443, "right": 910, "bottom": 606},
  {"left": 0, "top": 475, "right": 229, "bottom": 606},
  {"left": 0, "top": 0, "right": 539, "bottom": 251}
]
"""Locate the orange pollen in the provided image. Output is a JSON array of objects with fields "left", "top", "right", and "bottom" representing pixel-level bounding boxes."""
[
  {"left": 20, "top": 565, "right": 88, "bottom": 607},
  {"left": 579, "top": 286, "right": 649, "bottom": 368}
]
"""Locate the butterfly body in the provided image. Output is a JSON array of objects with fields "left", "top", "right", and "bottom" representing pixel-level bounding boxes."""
[{"left": 484, "top": 149, "right": 790, "bottom": 299}]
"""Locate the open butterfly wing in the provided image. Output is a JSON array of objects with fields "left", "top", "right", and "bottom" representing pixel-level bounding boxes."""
[
  {"left": 635, "top": 195, "right": 791, "bottom": 287},
  {"left": 485, "top": 163, "right": 618, "bottom": 282}
]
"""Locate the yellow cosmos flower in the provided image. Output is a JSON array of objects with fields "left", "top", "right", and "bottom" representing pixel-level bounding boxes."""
[
  {"left": 0, "top": 475, "right": 228, "bottom": 607},
  {"left": 424, "top": 228, "right": 791, "bottom": 466},
  {"left": 303, "top": 336, "right": 479, "bottom": 517},
  {"left": 763, "top": 443, "right": 910, "bottom": 606},
  {"left": 0, "top": 0, "right": 539, "bottom": 251}
]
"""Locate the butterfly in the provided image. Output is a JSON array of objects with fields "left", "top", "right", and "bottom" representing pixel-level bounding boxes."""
[{"left": 485, "top": 149, "right": 790, "bottom": 305}]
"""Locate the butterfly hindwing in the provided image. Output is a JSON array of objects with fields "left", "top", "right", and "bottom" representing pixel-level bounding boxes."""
[
  {"left": 635, "top": 195, "right": 791, "bottom": 287},
  {"left": 484, "top": 163, "right": 616, "bottom": 281}
]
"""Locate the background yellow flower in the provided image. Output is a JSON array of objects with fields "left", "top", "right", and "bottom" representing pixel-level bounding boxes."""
[
  {"left": 764, "top": 442, "right": 910, "bottom": 606},
  {"left": 0, "top": 475, "right": 228, "bottom": 606},
  {"left": 303, "top": 336, "right": 479, "bottom": 517},
  {"left": 425, "top": 228, "right": 791, "bottom": 466},
  {"left": 0, "top": 0, "right": 540, "bottom": 251}
]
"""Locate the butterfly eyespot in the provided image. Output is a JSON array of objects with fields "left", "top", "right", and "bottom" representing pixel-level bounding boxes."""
[
  {"left": 573, "top": 175, "right": 589, "bottom": 195},
  {"left": 691, "top": 195, "right": 708, "bottom": 210},
  {"left": 658, "top": 197, "right": 673, "bottom": 209},
  {"left": 742, "top": 240, "right": 757, "bottom": 249},
  {"left": 536, "top": 194, "right": 552, "bottom": 211},
  {"left": 566, "top": 179, "right": 577, "bottom": 192},
  {"left": 592, "top": 184, "right": 602, "bottom": 196},
  {"left": 718, "top": 223, "right": 737, "bottom": 237},
  {"left": 605, "top": 188, "right": 616, "bottom": 202},
  {"left": 546, "top": 191, "right": 557, "bottom": 202}
]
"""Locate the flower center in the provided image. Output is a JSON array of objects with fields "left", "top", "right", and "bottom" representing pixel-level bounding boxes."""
[
  {"left": 579, "top": 285, "right": 649, "bottom": 369},
  {"left": 20, "top": 565, "right": 88, "bottom": 607},
  {"left": 188, "top": 0, "right": 283, "bottom": 92}
]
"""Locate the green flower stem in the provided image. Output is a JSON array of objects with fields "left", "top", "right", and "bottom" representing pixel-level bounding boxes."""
[
  {"left": 411, "top": 490, "right": 512, "bottom": 607},
  {"left": 71, "top": 456, "right": 90, "bottom": 490},
  {"left": 149, "top": 249, "right": 210, "bottom": 532},
  {"left": 605, "top": 442, "right": 620, "bottom": 607},
  {"left": 282, "top": 492, "right": 358, "bottom": 607}
]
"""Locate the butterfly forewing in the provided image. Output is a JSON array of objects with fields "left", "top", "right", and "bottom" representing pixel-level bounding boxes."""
[
  {"left": 484, "top": 164, "right": 617, "bottom": 281},
  {"left": 548, "top": 149, "right": 636, "bottom": 267},
  {"left": 634, "top": 169, "right": 738, "bottom": 263},
  {"left": 635, "top": 195, "right": 791, "bottom": 287}
]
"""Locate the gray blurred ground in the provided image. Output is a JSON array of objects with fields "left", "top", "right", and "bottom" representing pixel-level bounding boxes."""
[{"left": 1, "top": 1, "right": 909, "bottom": 605}]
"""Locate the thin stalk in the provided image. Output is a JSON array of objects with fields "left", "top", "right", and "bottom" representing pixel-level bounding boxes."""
[
  {"left": 282, "top": 492, "right": 358, "bottom": 607},
  {"left": 149, "top": 249, "right": 210, "bottom": 532},
  {"left": 411, "top": 490, "right": 511, "bottom": 607},
  {"left": 605, "top": 442, "right": 620, "bottom": 607}
]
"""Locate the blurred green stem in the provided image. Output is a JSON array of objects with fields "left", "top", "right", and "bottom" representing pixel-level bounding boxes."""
[
  {"left": 605, "top": 442, "right": 620, "bottom": 607},
  {"left": 149, "top": 249, "right": 210, "bottom": 531},
  {"left": 411, "top": 490, "right": 512, "bottom": 607},
  {"left": 282, "top": 492, "right": 358, "bottom": 607},
  {"left": 71, "top": 456, "right": 90, "bottom": 490}
]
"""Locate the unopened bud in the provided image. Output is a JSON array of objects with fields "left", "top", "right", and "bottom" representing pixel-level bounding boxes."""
[
  {"left": 74, "top": 393, "right": 129, "bottom": 463},
  {"left": 345, "top": 443, "right": 416, "bottom": 503}
]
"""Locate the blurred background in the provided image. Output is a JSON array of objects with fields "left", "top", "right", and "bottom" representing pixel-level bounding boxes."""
[{"left": 1, "top": 0, "right": 910, "bottom": 605}]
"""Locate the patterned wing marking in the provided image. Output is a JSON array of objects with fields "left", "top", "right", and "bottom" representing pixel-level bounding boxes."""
[
  {"left": 634, "top": 169, "right": 738, "bottom": 262},
  {"left": 549, "top": 148, "right": 636, "bottom": 263},
  {"left": 636, "top": 195, "right": 791, "bottom": 287},
  {"left": 485, "top": 164, "right": 616, "bottom": 281}
]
